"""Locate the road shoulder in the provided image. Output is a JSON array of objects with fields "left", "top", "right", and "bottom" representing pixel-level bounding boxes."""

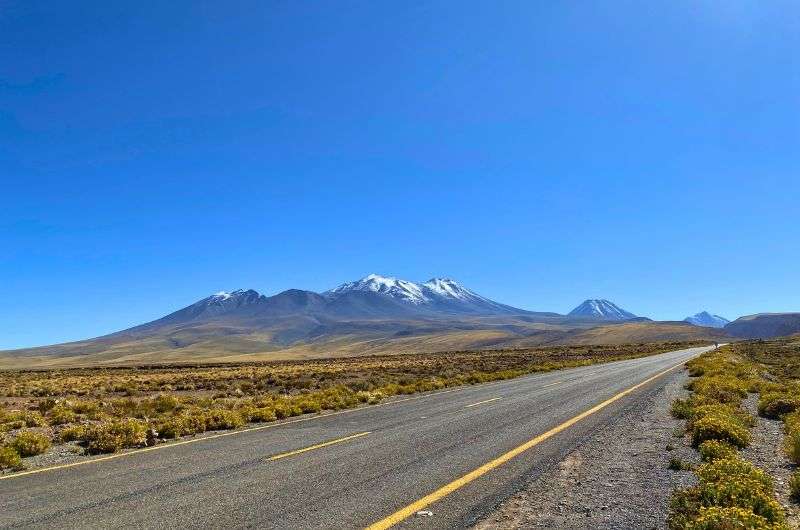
[{"left": 473, "top": 366, "right": 696, "bottom": 529}]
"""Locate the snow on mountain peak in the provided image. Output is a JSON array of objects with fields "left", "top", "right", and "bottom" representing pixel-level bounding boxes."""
[
  {"left": 421, "top": 278, "right": 473, "bottom": 301},
  {"left": 684, "top": 311, "right": 730, "bottom": 328},
  {"left": 324, "top": 274, "right": 524, "bottom": 315},
  {"left": 327, "top": 274, "right": 429, "bottom": 304},
  {"left": 209, "top": 289, "right": 259, "bottom": 302},
  {"left": 568, "top": 299, "right": 636, "bottom": 320}
]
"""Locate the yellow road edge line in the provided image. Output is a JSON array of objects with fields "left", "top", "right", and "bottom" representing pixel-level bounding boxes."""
[
  {"left": 465, "top": 397, "right": 502, "bottom": 408},
  {"left": 364, "top": 357, "right": 694, "bottom": 530},
  {"left": 268, "top": 432, "right": 370, "bottom": 461}
]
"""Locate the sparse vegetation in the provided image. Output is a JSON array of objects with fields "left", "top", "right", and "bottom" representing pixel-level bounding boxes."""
[
  {"left": 9, "top": 430, "right": 50, "bottom": 457},
  {"left": 83, "top": 420, "right": 148, "bottom": 454},
  {"left": 0, "top": 446, "right": 23, "bottom": 471},
  {"left": 697, "top": 440, "right": 737, "bottom": 463},
  {"left": 668, "top": 338, "right": 800, "bottom": 529},
  {"left": 0, "top": 341, "right": 703, "bottom": 469},
  {"left": 790, "top": 471, "right": 800, "bottom": 502},
  {"left": 668, "top": 457, "right": 693, "bottom": 471},
  {"left": 670, "top": 456, "right": 785, "bottom": 528}
]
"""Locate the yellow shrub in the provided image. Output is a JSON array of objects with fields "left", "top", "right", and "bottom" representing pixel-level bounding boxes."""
[
  {"left": 687, "top": 506, "right": 782, "bottom": 530},
  {"left": 84, "top": 419, "right": 147, "bottom": 454},
  {"left": 691, "top": 415, "right": 751, "bottom": 448},
  {"left": 758, "top": 392, "right": 800, "bottom": 419},
  {"left": 783, "top": 428, "right": 800, "bottom": 464},
  {"left": 10, "top": 431, "right": 51, "bottom": 457},
  {"left": 48, "top": 406, "right": 77, "bottom": 425},
  {"left": 790, "top": 471, "right": 800, "bottom": 502},
  {"left": 0, "top": 446, "right": 23, "bottom": 470},
  {"left": 690, "top": 376, "right": 749, "bottom": 405},
  {"left": 59, "top": 424, "right": 86, "bottom": 442},
  {"left": 698, "top": 440, "right": 738, "bottom": 462},
  {"left": 203, "top": 409, "right": 245, "bottom": 431}
]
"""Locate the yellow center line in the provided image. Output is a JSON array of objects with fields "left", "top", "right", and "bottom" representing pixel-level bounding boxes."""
[
  {"left": 542, "top": 381, "right": 562, "bottom": 388},
  {"left": 364, "top": 357, "right": 694, "bottom": 530},
  {"left": 0, "top": 349, "right": 703, "bottom": 482},
  {"left": 465, "top": 397, "right": 502, "bottom": 408},
  {"left": 268, "top": 432, "right": 371, "bottom": 461}
]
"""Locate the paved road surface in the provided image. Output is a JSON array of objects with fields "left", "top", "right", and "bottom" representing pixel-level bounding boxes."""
[{"left": 0, "top": 345, "right": 710, "bottom": 529}]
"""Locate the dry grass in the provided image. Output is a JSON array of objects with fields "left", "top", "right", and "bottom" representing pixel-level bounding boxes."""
[{"left": 0, "top": 320, "right": 728, "bottom": 369}]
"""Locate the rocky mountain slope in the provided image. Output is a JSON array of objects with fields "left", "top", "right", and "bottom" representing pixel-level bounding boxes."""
[
  {"left": 568, "top": 299, "right": 638, "bottom": 320},
  {"left": 724, "top": 313, "right": 800, "bottom": 339},
  {"left": 684, "top": 311, "right": 730, "bottom": 328}
]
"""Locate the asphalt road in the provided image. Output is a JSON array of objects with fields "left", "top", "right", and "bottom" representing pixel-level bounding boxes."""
[{"left": 0, "top": 345, "right": 711, "bottom": 529}]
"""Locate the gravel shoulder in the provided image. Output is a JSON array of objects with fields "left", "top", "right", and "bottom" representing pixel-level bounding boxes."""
[
  {"left": 473, "top": 367, "right": 697, "bottom": 529},
  {"left": 741, "top": 394, "right": 800, "bottom": 528}
]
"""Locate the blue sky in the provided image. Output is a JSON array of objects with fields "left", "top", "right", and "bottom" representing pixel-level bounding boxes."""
[{"left": 2, "top": 1, "right": 799, "bottom": 349}]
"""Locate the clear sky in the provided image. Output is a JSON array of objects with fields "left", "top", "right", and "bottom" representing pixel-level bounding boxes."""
[{"left": 2, "top": 1, "right": 799, "bottom": 349}]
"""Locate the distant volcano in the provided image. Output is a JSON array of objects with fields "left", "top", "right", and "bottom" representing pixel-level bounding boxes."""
[{"left": 568, "top": 299, "right": 637, "bottom": 320}]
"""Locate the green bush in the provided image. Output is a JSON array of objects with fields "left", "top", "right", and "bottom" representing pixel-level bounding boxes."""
[
  {"left": 84, "top": 420, "right": 147, "bottom": 454},
  {"left": 698, "top": 440, "right": 737, "bottom": 462},
  {"left": 0, "top": 446, "right": 23, "bottom": 470},
  {"left": 10, "top": 430, "right": 51, "bottom": 457}
]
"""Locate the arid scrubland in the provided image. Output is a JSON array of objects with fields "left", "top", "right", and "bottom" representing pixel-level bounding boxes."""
[
  {"left": 0, "top": 341, "right": 701, "bottom": 471},
  {"left": 669, "top": 337, "right": 800, "bottom": 529}
]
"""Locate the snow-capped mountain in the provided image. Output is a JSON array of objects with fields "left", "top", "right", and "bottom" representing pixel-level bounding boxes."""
[
  {"left": 183, "top": 289, "right": 265, "bottom": 316},
  {"left": 684, "top": 311, "right": 730, "bottom": 329},
  {"left": 326, "top": 274, "right": 429, "bottom": 304},
  {"left": 124, "top": 288, "right": 267, "bottom": 332},
  {"left": 421, "top": 278, "right": 475, "bottom": 300},
  {"left": 568, "top": 299, "right": 637, "bottom": 320},
  {"left": 325, "top": 274, "right": 527, "bottom": 315}
]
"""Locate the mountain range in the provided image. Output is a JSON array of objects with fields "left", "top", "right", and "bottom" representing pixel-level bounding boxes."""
[{"left": 0, "top": 273, "right": 790, "bottom": 369}]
